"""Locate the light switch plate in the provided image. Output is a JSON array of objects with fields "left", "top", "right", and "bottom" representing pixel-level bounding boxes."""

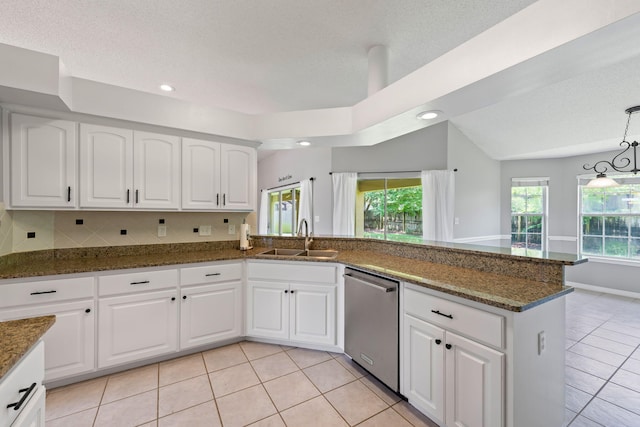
[
  {"left": 157, "top": 225, "right": 167, "bottom": 237},
  {"left": 199, "top": 225, "right": 212, "bottom": 236},
  {"left": 228, "top": 224, "right": 235, "bottom": 235}
]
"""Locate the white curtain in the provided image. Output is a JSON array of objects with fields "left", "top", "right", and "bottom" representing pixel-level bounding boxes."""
[
  {"left": 422, "top": 170, "right": 455, "bottom": 242},
  {"left": 258, "top": 190, "right": 269, "bottom": 234},
  {"left": 332, "top": 172, "right": 357, "bottom": 236},
  {"left": 297, "top": 179, "right": 313, "bottom": 234}
]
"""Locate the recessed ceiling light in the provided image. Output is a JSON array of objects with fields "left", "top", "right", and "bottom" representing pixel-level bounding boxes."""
[
  {"left": 297, "top": 140, "right": 311, "bottom": 146},
  {"left": 160, "top": 84, "right": 175, "bottom": 92},
  {"left": 417, "top": 110, "right": 441, "bottom": 120}
]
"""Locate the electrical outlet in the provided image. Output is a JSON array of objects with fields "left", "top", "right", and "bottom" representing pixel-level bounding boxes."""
[
  {"left": 228, "top": 224, "right": 235, "bottom": 235},
  {"left": 157, "top": 225, "right": 167, "bottom": 237},
  {"left": 199, "top": 225, "right": 212, "bottom": 236},
  {"left": 538, "top": 331, "right": 546, "bottom": 355},
  {"left": 454, "top": 217, "right": 460, "bottom": 225}
]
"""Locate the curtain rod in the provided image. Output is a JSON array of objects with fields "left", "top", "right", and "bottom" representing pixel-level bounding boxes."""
[
  {"left": 329, "top": 169, "right": 457, "bottom": 175},
  {"left": 262, "top": 177, "right": 315, "bottom": 192}
]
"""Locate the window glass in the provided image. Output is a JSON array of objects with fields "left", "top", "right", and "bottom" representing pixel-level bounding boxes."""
[
  {"left": 510, "top": 184, "right": 547, "bottom": 254},
  {"left": 267, "top": 186, "right": 300, "bottom": 236},
  {"left": 579, "top": 182, "right": 640, "bottom": 259},
  {"left": 359, "top": 178, "right": 422, "bottom": 243}
]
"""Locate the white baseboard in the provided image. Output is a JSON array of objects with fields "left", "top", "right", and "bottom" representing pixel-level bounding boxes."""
[{"left": 566, "top": 281, "right": 640, "bottom": 299}]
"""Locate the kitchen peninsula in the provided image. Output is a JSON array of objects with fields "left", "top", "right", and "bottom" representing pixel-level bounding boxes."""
[{"left": 0, "top": 238, "right": 583, "bottom": 427}]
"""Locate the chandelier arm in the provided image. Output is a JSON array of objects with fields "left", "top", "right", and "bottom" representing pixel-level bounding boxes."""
[{"left": 583, "top": 141, "right": 632, "bottom": 174}]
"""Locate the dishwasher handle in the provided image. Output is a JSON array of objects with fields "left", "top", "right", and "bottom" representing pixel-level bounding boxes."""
[{"left": 344, "top": 274, "right": 397, "bottom": 293}]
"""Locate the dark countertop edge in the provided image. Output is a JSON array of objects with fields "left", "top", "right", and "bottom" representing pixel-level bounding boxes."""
[
  {"left": 252, "top": 235, "right": 585, "bottom": 266},
  {"left": 0, "top": 315, "right": 55, "bottom": 381},
  {"left": 0, "top": 248, "right": 570, "bottom": 313}
]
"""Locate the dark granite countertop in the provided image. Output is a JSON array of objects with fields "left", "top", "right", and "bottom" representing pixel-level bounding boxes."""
[
  {"left": 0, "top": 315, "right": 55, "bottom": 381},
  {"left": 0, "top": 239, "right": 576, "bottom": 312}
]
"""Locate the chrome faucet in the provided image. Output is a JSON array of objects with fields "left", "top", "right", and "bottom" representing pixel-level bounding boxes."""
[{"left": 297, "top": 218, "right": 313, "bottom": 251}]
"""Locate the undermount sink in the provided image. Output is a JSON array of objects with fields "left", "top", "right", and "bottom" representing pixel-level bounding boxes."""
[
  {"left": 256, "top": 248, "right": 339, "bottom": 259},
  {"left": 257, "top": 248, "right": 304, "bottom": 256},
  {"left": 296, "top": 249, "right": 339, "bottom": 259}
]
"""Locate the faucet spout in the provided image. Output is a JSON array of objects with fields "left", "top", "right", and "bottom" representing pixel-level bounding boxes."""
[{"left": 297, "top": 219, "right": 313, "bottom": 251}]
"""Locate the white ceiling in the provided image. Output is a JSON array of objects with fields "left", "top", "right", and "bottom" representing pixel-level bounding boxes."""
[{"left": 1, "top": 0, "right": 640, "bottom": 160}]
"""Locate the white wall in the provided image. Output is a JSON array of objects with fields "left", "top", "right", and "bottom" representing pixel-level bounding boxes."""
[
  {"left": 257, "top": 147, "right": 333, "bottom": 235},
  {"left": 331, "top": 122, "right": 448, "bottom": 173},
  {"left": 447, "top": 123, "right": 501, "bottom": 241}
]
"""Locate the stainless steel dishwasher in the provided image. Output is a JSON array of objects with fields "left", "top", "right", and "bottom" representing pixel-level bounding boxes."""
[{"left": 344, "top": 267, "right": 399, "bottom": 392}]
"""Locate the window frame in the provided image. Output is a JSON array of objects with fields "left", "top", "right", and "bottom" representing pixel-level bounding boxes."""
[
  {"left": 266, "top": 184, "right": 301, "bottom": 236},
  {"left": 357, "top": 172, "right": 423, "bottom": 243},
  {"left": 510, "top": 178, "right": 549, "bottom": 254},
  {"left": 578, "top": 175, "right": 640, "bottom": 261}
]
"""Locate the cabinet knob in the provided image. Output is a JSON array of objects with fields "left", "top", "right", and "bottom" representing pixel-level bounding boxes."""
[
  {"left": 171, "top": 297, "right": 176, "bottom": 301},
  {"left": 183, "top": 295, "right": 187, "bottom": 300},
  {"left": 290, "top": 290, "right": 295, "bottom": 294},
  {"left": 445, "top": 344, "right": 452, "bottom": 350},
  {"left": 85, "top": 308, "right": 91, "bottom": 314},
  {"left": 284, "top": 290, "right": 289, "bottom": 293},
  {"left": 435, "top": 339, "right": 441, "bottom": 345}
]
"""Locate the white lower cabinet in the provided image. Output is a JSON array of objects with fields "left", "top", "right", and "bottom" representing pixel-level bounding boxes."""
[
  {"left": 180, "top": 282, "right": 242, "bottom": 349},
  {"left": 246, "top": 261, "right": 339, "bottom": 348},
  {"left": 403, "top": 284, "right": 505, "bottom": 427},
  {"left": 0, "top": 341, "right": 45, "bottom": 427},
  {"left": 1, "top": 300, "right": 95, "bottom": 382},
  {"left": 98, "top": 289, "right": 179, "bottom": 368},
  {"left": 0, "top": 276, "right": 95, "bottom": 383}
]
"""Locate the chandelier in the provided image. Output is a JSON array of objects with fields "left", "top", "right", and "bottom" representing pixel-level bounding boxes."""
[{"left": 583, "top": 106, "right": 640, "bottom": 187}]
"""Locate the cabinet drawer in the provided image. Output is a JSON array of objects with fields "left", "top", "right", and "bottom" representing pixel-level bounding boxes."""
[
  {"left": 0, "top": 341, "right": 44, "bottom": 426},
  {"left": 0, "top": 277, "right": 94, "bottom": 309},
  {"left": 404, "top": 287, "right": 504, "bottom": 348},
  {"left": 248, "top": 262, "right": 337, "bottom": 284},
  {"left": 180, "top": 262, "right": 242, "bottom": 286},
  {"left": 99, "top": 269, "right": 178, "bottom": 296}
]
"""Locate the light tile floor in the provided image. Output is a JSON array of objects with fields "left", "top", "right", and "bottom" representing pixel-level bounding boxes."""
[
  {"left": 565, "top": 289, "right": 640, "bottom": 427},
  {"left": 45, "top": 288, "right": 640, "bottom": 427},
  {"left": 45, "top": 341, "right": 438, "bottom": 427}
]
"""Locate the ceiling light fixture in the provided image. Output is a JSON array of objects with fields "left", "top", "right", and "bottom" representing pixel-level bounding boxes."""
[
  {"left": 583, "top": 106, "right": 640, "bottom": 188},
  {"left": 297, "top": 140, "right": 311, "bottom": 146},
  {"left": 416, "top": 110, "right": 441, "bottom": 120},
  {"left": 159, "top": 84, "right": 175, "bottom": 92}
]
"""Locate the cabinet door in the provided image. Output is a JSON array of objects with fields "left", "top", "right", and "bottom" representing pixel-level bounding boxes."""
[
  {"left": 80, "top": 124, "right": 134, "bottom": 208},
  {"left": 180, "top": 281, "right": 242, "bottom": 349},
  {"left": 98, "top": 289, "right": 178, "bottom": 368},
  {"left": 182, "top": 138, "right": 221, "bottom": 210},
  {"left": 133, "top": 131, "right": 180, "bottom": 209},
  {"left": 246, "top": 280, "right": 289, "bottom": 340},
  {"left": 11, "top": 384, "right": 45, "bottom": 427},
  {"left": 445, "top": 332, "right": 504, "bottom": 427},
  {"left": 290, "top": 283, "right": 336, "bottom": 346},
  {"left": 0, "top": 300, "right": 95, "bottom": 382},
  {"left": 10, "top": 114, "right": 77, "bottom": 208},
  {"left": 220, "top": 144, "right": 256, "bottom": 210},
  {"left": 402, "top": 314, "right": 445, "bottom": 423}
]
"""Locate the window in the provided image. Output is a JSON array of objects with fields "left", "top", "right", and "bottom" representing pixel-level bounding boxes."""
[
  {"left": 511, "top": 178, "right": 548, "bottom": 255},
  {"left": 579, "top": 178, "right": 640, "bottom": 260},
  {"left": 267, "top": 186, "right": 300, "bottom": 236},
  {"left": 356, "top": 174, "right": 422, "bottom": 243}
]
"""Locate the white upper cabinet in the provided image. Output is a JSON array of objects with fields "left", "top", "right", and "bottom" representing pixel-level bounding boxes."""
[
  {"left": 80, "top": 124, "right": 133, "bottom": 208},
  {"left": 10, "top": 113, "right": 77, "bottom": 208},
  {"left": 134, "top": 131, "right": 180, "bottom": 209},
  {"left": 220, "top": 144, "right": 256, "bottom": 210},
  {"left": 182, "top": 138, "right": 256, "bottom": 210},
  {"left": 182, "top": 138, "right": 221, "bottom": 210},
  {"left": 79, "top": 126, "right": 180, "bottom": 209}
]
